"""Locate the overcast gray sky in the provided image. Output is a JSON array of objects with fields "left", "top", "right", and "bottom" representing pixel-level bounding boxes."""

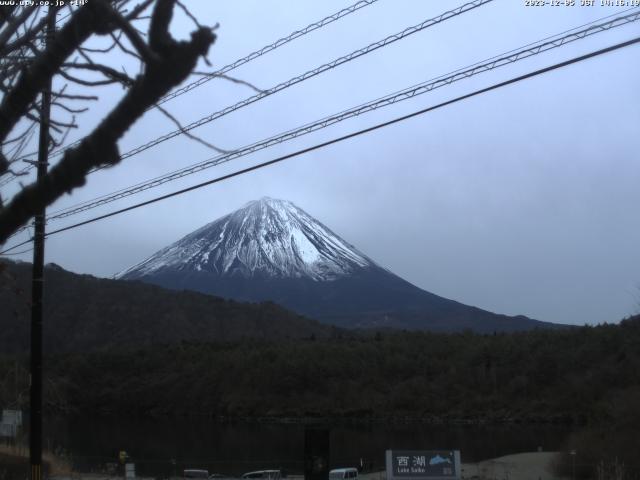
[{"left": 2, "top": 0, "right": 640, "bottom": 326}]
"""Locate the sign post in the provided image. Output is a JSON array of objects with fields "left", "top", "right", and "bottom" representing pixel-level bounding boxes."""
[
  {"left": 125, "top": 463, "right": 136, "bottom": 480},
  {"left": 0, "top": 410, "right": 21, "bottom": 439},
  {"left": 386, "top": 451, "right": 461, "bottom": 480},
  {"left": 2, "top": 410, "right": 23, "bottom": 426},
  {"left": 0, "top": 423, "right": 17, "bottom": 438}
]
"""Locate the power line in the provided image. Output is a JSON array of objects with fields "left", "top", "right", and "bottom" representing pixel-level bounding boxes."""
[
  {"left": 40, "top": 9, "right": 640, "bottom": 224},
  {"left": 2, "top": 35, "right": 638, "bottom": 255},
  {"left": 154, "top": 0, "right": 380, "bottom": 107},
  {"left": 97, "top": 0, "right": 494, "bottom": 165},
  {"left": 30, "top": 36, "right": 640, "bottom": 242},
  {"left": 0, "top": 246, "right": 33, "bottom": 256},
  {"left": 0, "top": 0, "right": 381, "bottom": 183},
  {"left": 47, "top": 0, "right": 383, "bottom": 158},
  {"left": 3, "top": 0, "right": 495, "bottom": 188},
  {"left": 4, "top": 6, "right": 638, "bottom": 246},
  {"left": 0, "top": 237, "right": 32, "bottom": 255}
]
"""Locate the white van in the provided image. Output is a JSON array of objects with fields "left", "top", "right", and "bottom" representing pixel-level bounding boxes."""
[{"left": 329, "top": 468, "right": 358, "bottom": 480}]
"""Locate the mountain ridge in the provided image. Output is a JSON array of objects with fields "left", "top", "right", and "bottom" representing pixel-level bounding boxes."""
[
  {"left": 0, "top": 259, "right": 338, "bottom": 354},
  {"left": 119, "top": 198, "right": 562, "bottom": 333}
]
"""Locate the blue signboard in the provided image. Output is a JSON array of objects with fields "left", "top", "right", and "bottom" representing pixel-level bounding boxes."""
[{"left": 386, "top": 450, "right": 461, "bottom": 480}]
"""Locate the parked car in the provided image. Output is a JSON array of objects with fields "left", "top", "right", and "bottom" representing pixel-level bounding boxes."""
[
  {"left": 329, "top": 468, "right": 358, "bottom": 480},
  {"left": 241, "top": 470, "right": 282, "bottom": 480},
  {"left": 184, "top": 470, "right": 209, "bottom": 479}
]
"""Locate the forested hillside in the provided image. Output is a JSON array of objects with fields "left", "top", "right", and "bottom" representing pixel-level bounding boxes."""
[
  {"left": 1, "top": 317, "right": 638, "bottom": 423},
  {"left": 0, "top": 260, "right": 337, "bottom": 353}
]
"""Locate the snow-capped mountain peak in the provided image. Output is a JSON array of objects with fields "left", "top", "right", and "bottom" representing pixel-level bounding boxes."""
[
  {"left": 117, "top": 197, "right": 376, "bottom": 281},
  {"left": 115, "top": 197, "right": 552, "bottom": 333}
]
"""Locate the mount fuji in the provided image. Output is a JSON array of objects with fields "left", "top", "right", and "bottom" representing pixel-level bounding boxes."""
[{"left": 118, "top": 197, "right": 558, "bottom": 332}]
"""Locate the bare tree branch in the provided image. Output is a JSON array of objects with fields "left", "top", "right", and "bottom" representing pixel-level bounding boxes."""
[
  {"left": 109, "top": 30, "right": 142, "bottom": 60},
  {"left": 63, "top": 62, "right": 135, "bottom": 86},
  {"left": 124, "top": 0, "right": 155, "bottom": 21},
  {"left": 59, "top": 69, "right": 120, "bottom": 87},
  {"left": 51, "top": 101, "right": 89, "bottom": 114},
  {"left": 0, "top": 5, "right": 37, "bottom": 51},
  {"left": 0, "top": 6, "right": 18, "bottom": 30},
  {"left": 0, "top": 0, "right": 216, "bottom": 243},
  {"left": 79, "top": 34, "right": 120, "bottom": 54},
  {"left": 0, "top": 1, "right": 117, "bottom": 147},
  {"left": 155, "top": 103, "right": 230, "bottom": 154},
  {"left": 0, "top": 13, "right": 47, "bottom": 56},
  {"left": 108, "top": 5, "right": 161, "bottom": 64},
  {"left": 192, "top": 71, "right": 265, "bottom": 94},
  {"left": 52, "top": 92, "right": 99, "bottom": 101},
  {"left": 149, "top": 0, "right": 174, "bottom": 53},
  {"left": 176, "top": 0, "right": 202, "bottom": 29}
]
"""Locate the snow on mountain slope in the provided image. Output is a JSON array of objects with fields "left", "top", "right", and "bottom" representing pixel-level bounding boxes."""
[
  {"left": 116, "top": 197, "right": 558, "bottom": 332},
  {"left": 117, "top": 197, "right": 376, "bottom": 281}
]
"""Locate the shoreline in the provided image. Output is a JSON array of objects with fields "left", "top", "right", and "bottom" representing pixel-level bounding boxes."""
[
  {"left": 43, "top": 412, "right": 584, "bottom": 427},
  {"left": 42, "top": 452, "right": 563, "bottom": 480}
]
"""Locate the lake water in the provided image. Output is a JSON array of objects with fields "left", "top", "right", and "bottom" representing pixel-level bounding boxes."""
[{"left": 41, "top": 417, "right": 572, "bottom": 477}]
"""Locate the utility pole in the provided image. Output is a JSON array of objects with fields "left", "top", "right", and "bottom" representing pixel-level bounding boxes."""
[{"left": 30, "top": 8, "right": 55, "bottom": 480}]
